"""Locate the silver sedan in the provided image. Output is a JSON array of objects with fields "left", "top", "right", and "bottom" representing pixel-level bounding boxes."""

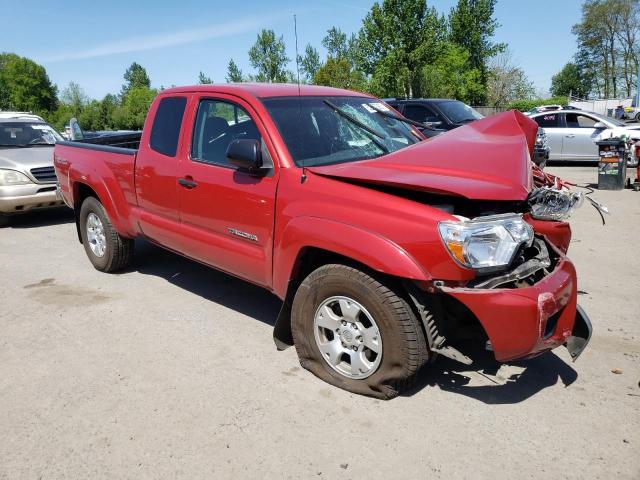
[{"left": 527, "top": 109, "right": 640, "bottom": 162}]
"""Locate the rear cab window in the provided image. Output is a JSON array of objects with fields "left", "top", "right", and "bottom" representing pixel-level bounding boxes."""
[{"left": 150, "top": 96, "right": 187, "bottom": 156}]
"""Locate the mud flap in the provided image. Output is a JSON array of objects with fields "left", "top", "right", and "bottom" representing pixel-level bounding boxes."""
[
  {"left": 565, "top": 304, "right": 592, "bottom": 362},
  {"left": 273, "top": 300, "right": 294, "bottom": 351}
]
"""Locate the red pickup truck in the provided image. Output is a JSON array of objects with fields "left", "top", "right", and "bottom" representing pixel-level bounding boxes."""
[{"left": 54, "top": 84, "right": 591, "bottom": 399}]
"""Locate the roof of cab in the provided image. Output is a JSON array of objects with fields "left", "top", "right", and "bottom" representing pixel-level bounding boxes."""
[{"left": 160, "top": 83, "right": 372, "bottom": 99}]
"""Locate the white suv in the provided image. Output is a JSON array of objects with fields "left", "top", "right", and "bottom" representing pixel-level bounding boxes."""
[{"left": 0, "top": 112, "right": 66, "bottom": 226}]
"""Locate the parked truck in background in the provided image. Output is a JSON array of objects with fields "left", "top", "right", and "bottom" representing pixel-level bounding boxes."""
[{"left": 54, "top": 84, "right": 591, "bottom": 399}]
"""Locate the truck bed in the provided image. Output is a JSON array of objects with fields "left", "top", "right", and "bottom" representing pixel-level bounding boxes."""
[
  {"left": 71, "top": 132, "right": 141, "bottom": 150},
  {"left": 54, "top": 138, "right": 140, "bottom": 237}
]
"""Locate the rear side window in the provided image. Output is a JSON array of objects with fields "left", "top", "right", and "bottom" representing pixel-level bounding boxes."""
[
  {"left": 533, "top": 114, "right": 559, "bottom": 128},
  {"left": 150, "top": 97, "right": 187, "bottom": 156}
]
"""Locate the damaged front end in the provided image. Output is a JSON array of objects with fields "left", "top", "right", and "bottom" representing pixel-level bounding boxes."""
[{"left": 412, "top": 189, "right": 600, "bottom": 366}]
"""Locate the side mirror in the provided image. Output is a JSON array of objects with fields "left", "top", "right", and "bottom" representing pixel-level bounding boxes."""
[
  {"left": 593, "top": 122, "right": 607, "bottom": 129},
  {"left": 226, "top": 139, "right": 265, "bottom": 175}
]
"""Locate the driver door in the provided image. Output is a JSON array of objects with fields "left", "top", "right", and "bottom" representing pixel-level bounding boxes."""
[{"left": 176, "top": 94, "right": 279, "bottom": 287}]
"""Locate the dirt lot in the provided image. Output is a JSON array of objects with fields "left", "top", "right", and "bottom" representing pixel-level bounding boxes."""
[{"left": 1, "top": 166, "right": 638, "bottom": 479}]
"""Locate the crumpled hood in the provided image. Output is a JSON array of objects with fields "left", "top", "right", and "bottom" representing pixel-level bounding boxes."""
[
  {"left": 0, "top": 146, "right": 54, "bottom": 171},
  {"left": 308, "top": 110, "right": 538, "bottom": 201}
]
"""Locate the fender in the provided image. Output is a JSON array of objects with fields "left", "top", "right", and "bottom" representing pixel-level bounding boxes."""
[
  {"left": 273, "top": 216, "right": 431, "bottom": 298},
  {"left": 70, "top": 162, "right": 137, "bottom": 238},
  {"left": 271, "top": 216, "right": 432, "bottom": 349}
]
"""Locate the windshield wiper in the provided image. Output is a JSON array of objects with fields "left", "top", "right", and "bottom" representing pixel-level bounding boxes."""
[{"left": 323, "top": 100, "right": 389, "bottom": 153}]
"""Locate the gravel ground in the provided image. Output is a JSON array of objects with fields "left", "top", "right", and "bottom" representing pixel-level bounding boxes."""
[{"left": 1, "top": 165, "right": 638, "bottom": 479}]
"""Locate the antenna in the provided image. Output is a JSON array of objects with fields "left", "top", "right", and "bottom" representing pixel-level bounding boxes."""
[
  {"left": 294, "top": 14, "right": 301, "bottom": 94},
  {"left": 294, "top": 14, "right": 307, "bottom": 183}
]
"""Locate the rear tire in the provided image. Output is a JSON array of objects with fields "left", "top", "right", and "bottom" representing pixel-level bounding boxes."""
[
  {"left": 79, "top": 197, "right": 133, "bottom": 272},
  {"left": 291, "top": 264, "right": 429, "bottom": 399},
  {"left": 0, "top": 214, "right": 9, "bottom": 228}
]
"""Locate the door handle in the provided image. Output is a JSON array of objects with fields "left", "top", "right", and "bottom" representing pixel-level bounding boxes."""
[
  {"left": 178, "top": 177, "right": 198, "bottom": 189},
  {"left": 565, "top": 134, "right": 575, "bottom": 138}
]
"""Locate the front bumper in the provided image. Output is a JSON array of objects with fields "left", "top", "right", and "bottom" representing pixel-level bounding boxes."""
[
  {"left": 442, "top": 254, "right": 590, "bottom": 362},
  {"left": 0, "top": 183, "right": 65, "bottom": 214}
]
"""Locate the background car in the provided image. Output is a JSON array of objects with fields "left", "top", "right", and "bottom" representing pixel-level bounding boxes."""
[
  {"left": 385, "top": 98, "right": 484, "bottom": 138},
  {"left": 527, "top": 109, "right": 640, "bottom": 163},
  {"left": 533, "top": 128, "right": 550, "bottom": 169},
  {"left": 0, "top": 112, "right": 65, "bottom": 226}
]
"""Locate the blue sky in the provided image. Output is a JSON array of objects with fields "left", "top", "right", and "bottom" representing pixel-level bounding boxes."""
[{"left": 0, "top": 0, "right": 584, "bottom": 100}]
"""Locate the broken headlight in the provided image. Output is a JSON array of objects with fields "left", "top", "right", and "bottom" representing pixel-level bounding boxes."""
[
  {"left": 438, "top": 214, "right": 534, "bottom": 272},
  {"left": 528, "top": 187, "right": 583, "bottom": 221}
]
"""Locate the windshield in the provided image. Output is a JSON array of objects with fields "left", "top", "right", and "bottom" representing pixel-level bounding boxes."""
[
  {"left": 435, "top": 100, "right": 483, "bottom": 123},
  {"left": 262, "top": 96, "right": 422, "bottom": 167},
  {"left": 0, "top": 122, "right": 63, "bottom": 147}
]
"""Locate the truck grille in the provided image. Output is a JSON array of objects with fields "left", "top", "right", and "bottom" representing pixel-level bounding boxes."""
[{"left": 30, "top": 166, "right": 57, "bottom": 183}]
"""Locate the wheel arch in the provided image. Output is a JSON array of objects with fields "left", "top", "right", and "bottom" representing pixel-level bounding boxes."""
[
  {"left": 272, "top": 216, "right": 433, "bottom": 350},
  {"left": 72, "top": 182, "right": 100, "bottom": 243},
  {"left": 71, "top": 177, "right": 135, "bottom": 241}
]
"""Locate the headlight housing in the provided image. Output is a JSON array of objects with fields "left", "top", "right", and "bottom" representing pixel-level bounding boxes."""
[
  {"left": 438, "top": 214, "right": 534, "bottom": 272},
  {"left": 528, "top": 187, "right": 583, "bottom": 221},
  {"left": 0, "top": 169, "right": 32, "bottom": 186}
]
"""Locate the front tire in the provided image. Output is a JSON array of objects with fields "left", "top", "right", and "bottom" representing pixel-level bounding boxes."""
[
  {"left": 0, "top": 214, "right": 9, "bottom": 228},
  {"left": 79, "top": 197, "right": 133, "bottom": 272},
  {"left": 291, "top": 264, "right": 429, "bottom": 399}
]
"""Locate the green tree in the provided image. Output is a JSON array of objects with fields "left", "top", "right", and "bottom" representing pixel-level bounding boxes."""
[
  {"left": 225, "top": 58, "right": 244, "bottom": 82},
  {"left": 322, "top": 27, "right": 348, "bottom": 58},
  {"left": 422, "top": 43, "right": 483, "bottom": 102},
  {"left": 248, "top": 29, "right": 291, "bottom": 83},
  {"left": 572, "top": 0, "right": 622, "bottom": 98},
  {"left": 0, "top": 53, "right": 58, "bottom": 113},
  {"left": 356, "top": 0, "right": 446, "bottom": 98},
  {"left": 299, "top": 44, "right": 321, "bottom": 83},
  {"left": 314, "top": 57, "right": 368, "bottom": 91},
  {"left": 120, "top": 62, "right": 151, "bottom": 97},
  {"left": 60, "top": 81, "right": 88, "bottom": 117},
  {"left": 486, "top": 50, "right": 535, "bottom": 107},
  {"left": 77, "top": 100, "right": 104, "bottom": 131},
  {"left": 449, "top": 0, "right": 505, "bottom": 104},
  {"left": 99, "top": 94, "right": 119, "bottom": 129},
  {"left": 550, "top": 62, "right": 592, "bottom": 98},
  {"left": 572, "top": 0, "right": 639, "bottom": 98},
  {"left": 112, "top": 86, "right": 157, "bottom": 130},
  {"left": 198, "top": 71, "right": 213, "bottom": 84}
]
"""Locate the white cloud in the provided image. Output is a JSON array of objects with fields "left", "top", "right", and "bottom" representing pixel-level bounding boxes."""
[{"left": 43, "top": 14, "right": 288, "bottom": 63}]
